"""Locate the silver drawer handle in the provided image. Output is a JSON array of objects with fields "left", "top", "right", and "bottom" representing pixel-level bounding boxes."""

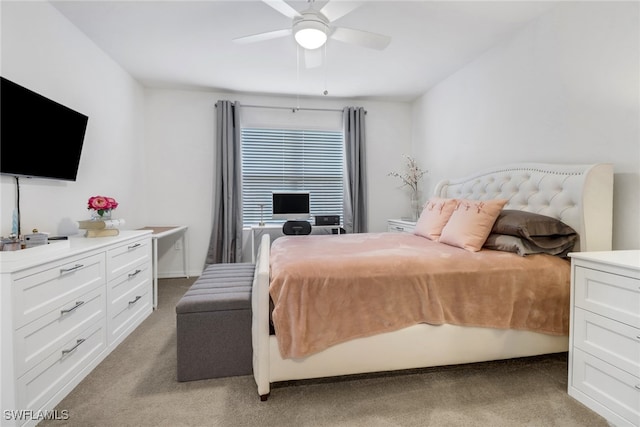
[
  {"left": 60, "top": 264, "right": 84, "bottom": 273},
  {"left": 61, "top": 338, "right": 86, "bottom": 356},
  {"left": 128, "top": 243, "right": 142, "bottom": 250},
  {"left": 61, "top": 301, "right": 85, "bottom": 315},
  {"left": 128, "top": 269, "right": 142, "bottom": 278},
  {"left": 129, "top": 295, "right": 142, "bottom": 305}
]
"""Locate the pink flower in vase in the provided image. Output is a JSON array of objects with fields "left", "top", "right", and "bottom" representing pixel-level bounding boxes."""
[
  {"left": 106, "top": 197, "right": 119, "bottom": 209},
  {"left": 88, "top": 195, "right": 118, "bottom": 218}
]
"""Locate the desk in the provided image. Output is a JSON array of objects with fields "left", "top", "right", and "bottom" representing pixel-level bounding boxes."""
[
  {"left": 137, "top": 226, "right": 189, "bottom": 308},
  {"left": 250, "top": 223, "right": 342, "bottom": 262}
]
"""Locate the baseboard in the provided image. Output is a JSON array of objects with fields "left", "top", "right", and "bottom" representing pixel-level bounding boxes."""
[{"left": 158, "top": 270, "right": 198, "bottom": 279}]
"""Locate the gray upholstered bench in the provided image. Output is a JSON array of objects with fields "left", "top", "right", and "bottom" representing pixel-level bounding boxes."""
[{"left": 176, "top": 263, "right": 255, "bottom": 382}]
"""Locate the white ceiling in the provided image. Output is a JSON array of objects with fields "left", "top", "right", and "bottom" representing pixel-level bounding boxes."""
[{"left": 51, "top": 0, "right": 559, "bottom": 102}]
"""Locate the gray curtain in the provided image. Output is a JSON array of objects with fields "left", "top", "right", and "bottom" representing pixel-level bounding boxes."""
[
  {"left": 343, "top": 106, "right": 368, "bottom": 233},
  {"left": 206, "top": 101, "right": 242, "bottom": 264}
]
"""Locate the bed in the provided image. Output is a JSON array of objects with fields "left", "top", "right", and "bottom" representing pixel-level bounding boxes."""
[{"left": 251, "top": 162, "right": 613, "bottom": 400}]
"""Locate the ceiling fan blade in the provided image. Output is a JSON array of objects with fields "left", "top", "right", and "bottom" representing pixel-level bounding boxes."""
[
  {"left": 320, "top": 1, "right": 364, "bottom": 22},
  {"left": 262, "top": 0, "right": 300, "bottom": 19},
  {"left": 304, "top": 48, "right": 323, "bottom": 69},
  {"left": 330, "top": 27, "right": 391, "bottom": 50},
  {"left": 233, "top": 28, "right": 292, "bottom": 45}
]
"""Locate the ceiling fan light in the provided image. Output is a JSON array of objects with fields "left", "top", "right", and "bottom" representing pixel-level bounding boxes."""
[
  {"left": 293, "top": 19, "right": 328, "bottom": 50},
  {"left": 295, "top": 29, "right": 327, "bottom": 49}
]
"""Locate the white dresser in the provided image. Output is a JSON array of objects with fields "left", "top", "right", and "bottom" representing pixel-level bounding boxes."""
[
  {"left": 387, "top": 219, "right": 417, "bottom": 233},
  {"left": 568, "top": 250, "right": 640, "bottom": 427},
  {"left": 0, "top": 231, "right": 152, "bottom": 427}
]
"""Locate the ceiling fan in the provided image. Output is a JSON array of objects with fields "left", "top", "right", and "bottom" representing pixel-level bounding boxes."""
[{"left": 234, "top": 0, "right": 391, "bottom": 67}]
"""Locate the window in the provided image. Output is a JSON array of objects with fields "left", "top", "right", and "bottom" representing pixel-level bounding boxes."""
[{"left": 241, "top": 128, "right": 344, "bottom": 226}]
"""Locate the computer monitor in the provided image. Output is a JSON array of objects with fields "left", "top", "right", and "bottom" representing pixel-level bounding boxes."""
[{"left": 272, "top": 192, "right": 310, "bottom": 220}]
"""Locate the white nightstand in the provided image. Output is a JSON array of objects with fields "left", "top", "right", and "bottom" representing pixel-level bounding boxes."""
[
  {"left": 387, "top": 219, "right": 417, "bottom": 233},
  {"left": 568, "top": 250, "right": 640, "bottom": 427}
]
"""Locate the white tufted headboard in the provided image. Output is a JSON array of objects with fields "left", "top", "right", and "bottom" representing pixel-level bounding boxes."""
[{"left": 433, "top": 163, "right": 614, "bottom": 252}]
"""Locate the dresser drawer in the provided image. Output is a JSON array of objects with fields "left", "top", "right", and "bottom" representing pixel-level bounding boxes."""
[
  {"left": 108, "top": 278, "right": 151, "bottom": 344},
  {"left": 387, "top": 220, "right": 416, "bottom": 233},
  {"left": 108, "top": 260, "right": 151, "bottom": 302},
  {"left": 15, "top": 287, "right": 106, "bottom": 376},
  {"left": 571, "top": 348, "right": 640, "bottom": 427},
  {"left": 13, "top": 253, "right": 105, "bottom": 329},
  {"left": 574, "top": 266, "right": 640, "bottom": 328},
  {"left": 573, "top": 307, "right": 640, "bottom": 377},
  {"left": 107, "top": 238, "right": 151, "bottom": 281},
  {"left": 17, "top": 320, "right": 106, "bottom": 412}
]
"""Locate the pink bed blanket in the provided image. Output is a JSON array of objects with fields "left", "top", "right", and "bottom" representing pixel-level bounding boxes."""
[{"left": 269, "top": 232, "right": 571, "bottom": 359}]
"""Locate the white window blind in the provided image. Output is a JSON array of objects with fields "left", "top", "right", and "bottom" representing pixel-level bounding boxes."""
[{"left": 241, "top": 128, "right": 344, "bottom": 226}]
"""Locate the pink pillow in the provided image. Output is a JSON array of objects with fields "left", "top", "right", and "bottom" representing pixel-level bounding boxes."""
[
  {"left": 414, "top": 198, "right": 458, "bottom": 241},
  {"left": 439, "top": 199, "right": 508, "bottom": 251}
]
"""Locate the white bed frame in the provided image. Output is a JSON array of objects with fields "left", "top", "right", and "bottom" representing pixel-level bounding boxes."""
[{"left": 251, "top": 162, "right": 614, "bottom": 400}]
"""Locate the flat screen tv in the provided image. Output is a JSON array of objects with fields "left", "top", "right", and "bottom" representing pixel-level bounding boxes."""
[
  {"left": 272, "top": 191, "right": 310, "bottom": 220},
  {"left": 1, "top": 76, "right": 89, "bottom": 181}
]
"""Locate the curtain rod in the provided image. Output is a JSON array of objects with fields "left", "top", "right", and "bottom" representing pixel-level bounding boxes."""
[
  {"left": 215, "top": 102, "right": 367, "bottom": 114},
  {"left": 240, "top": 104, "right": 344, "bottom": 113}
]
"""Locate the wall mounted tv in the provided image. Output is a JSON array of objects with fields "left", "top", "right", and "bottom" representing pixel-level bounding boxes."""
[
  {"left": 1, "top": 76, "right": 89, "bottom": 181},
  {"left": 272, "top": 192, "right": 310, "bottom": 220}
]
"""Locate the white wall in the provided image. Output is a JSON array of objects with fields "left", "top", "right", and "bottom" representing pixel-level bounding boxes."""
[
  {"left": 411, "top": 1, "right": 639, "bottom": 250},
  {"left": 144, "top": 90, "right": 413, "bottom": 274},
  {"left": 0, "top": 2, "right": 147, "bottom": 237}
]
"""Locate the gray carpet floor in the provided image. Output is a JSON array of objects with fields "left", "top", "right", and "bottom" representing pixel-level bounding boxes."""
[{"left": 42, "top": 277, "right": 608, "bottom": 427}]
